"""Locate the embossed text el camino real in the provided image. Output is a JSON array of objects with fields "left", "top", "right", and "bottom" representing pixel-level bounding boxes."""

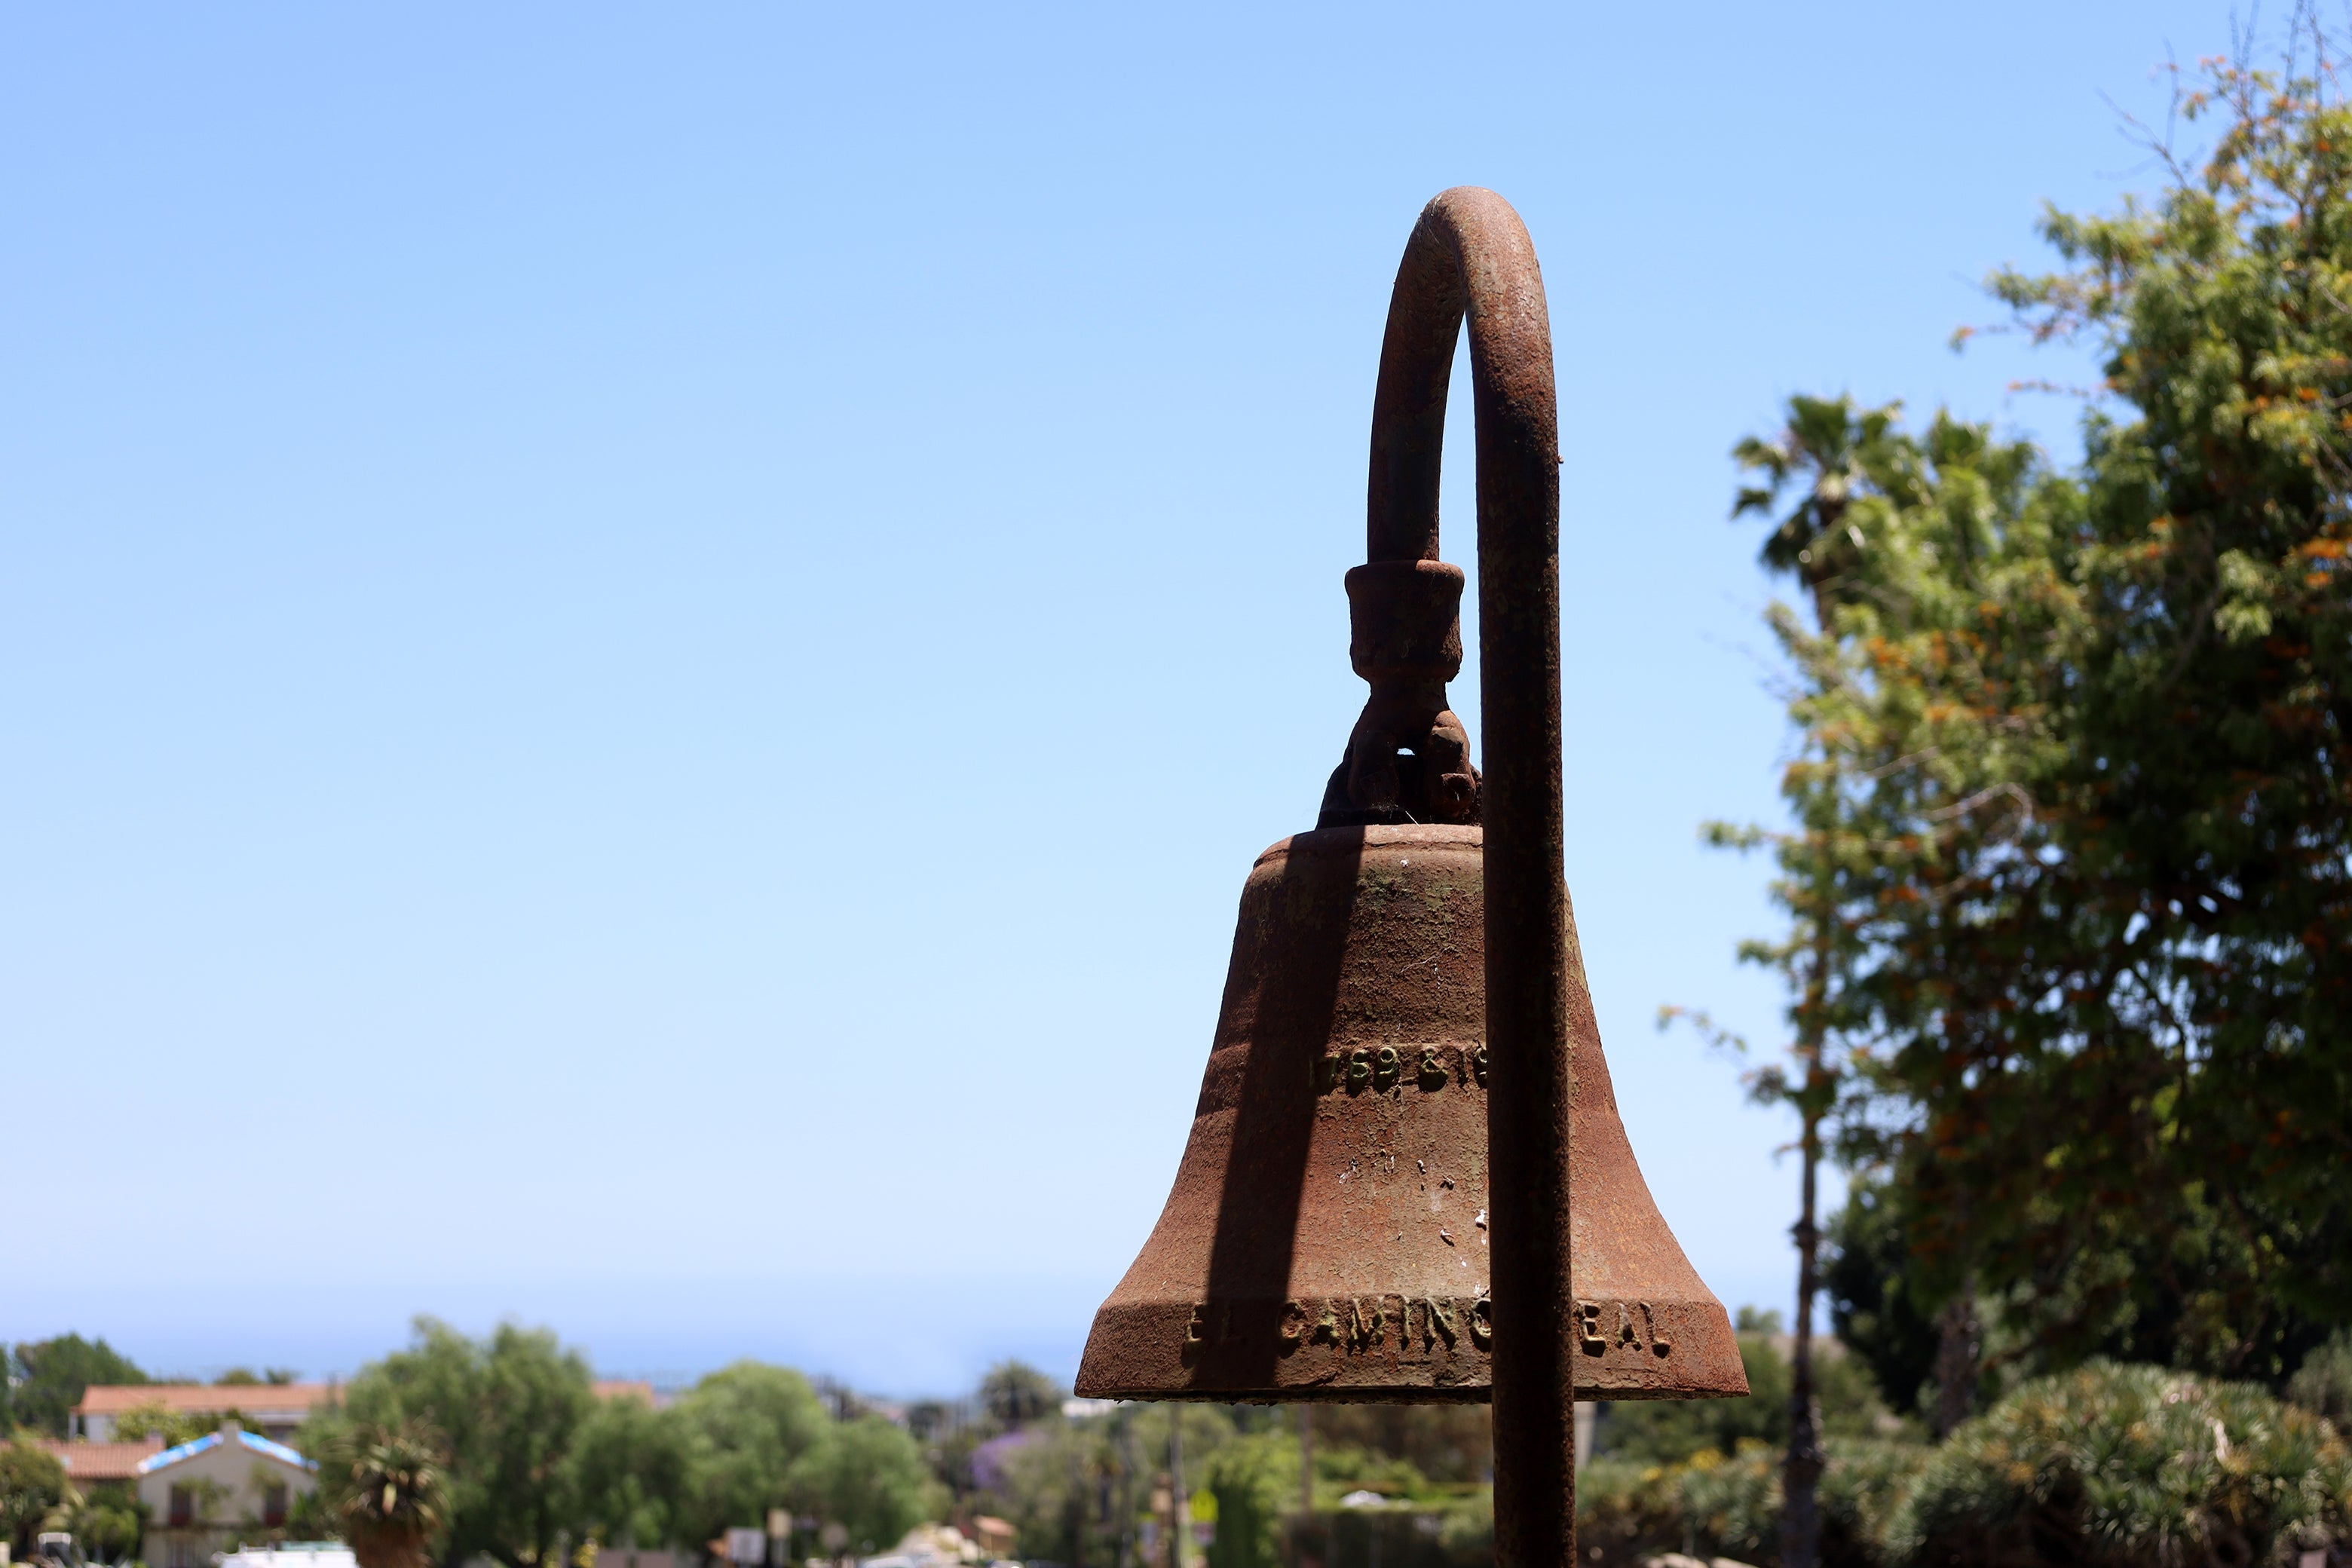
[
  {"left": 1180, "top": 1294, "right": 1492, "bottom": 1358},
  {"left": 1312, "top": 1042, "right": 1487, "bottom": 1095},
  {"left": 1178, "top": 1294, "right": 1677, "bottom": 1363},
  {"left": 1576, "top": 1298, "right": 1673, "bottom": 1358}
]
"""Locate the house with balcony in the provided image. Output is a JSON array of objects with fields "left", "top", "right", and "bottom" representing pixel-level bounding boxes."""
[
  {"left": 135, "top": 1423, "right": 318, "bottom": 1568},
  {"left": 76, "top": 1385, "right": 333, "bottom": 1444}
]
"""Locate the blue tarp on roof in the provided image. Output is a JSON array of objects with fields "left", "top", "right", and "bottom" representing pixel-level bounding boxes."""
[
  {"left": 237, "top": 1429, "right": 317, "bottom": 1472},
  {"left": 136, "top": 1429, "right": 317, "bottom": 1475},
  {"left": 137, "top": 1432, "right": 223, "bottom": 1474}
]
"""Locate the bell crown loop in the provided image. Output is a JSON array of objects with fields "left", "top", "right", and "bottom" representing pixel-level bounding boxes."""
[
  {"left": 1323, "top": 189, "right": 1560, "bottom": 832},
  {"left": 1366, "top": 190, "right": 1560, "bottom": 570}
]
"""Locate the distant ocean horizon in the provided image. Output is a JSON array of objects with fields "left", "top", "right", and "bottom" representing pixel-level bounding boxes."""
[{"left": 23, "top": 1269, "right": 1115, "bottom": 1399}]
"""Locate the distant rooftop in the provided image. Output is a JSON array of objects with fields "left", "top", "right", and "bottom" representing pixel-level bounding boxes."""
[
  {"left": 593, "top": 1380, "right": 657, "bottom": 1404},
  {"left": 38, "top": 1438, "right": 165, "bottom": 1482},
  {"left": 78, "top": 1380, "right": 654, "bottom": 1416},
  {"left": 76, "top": 1385, "right": 331, "bottom": 1416}
]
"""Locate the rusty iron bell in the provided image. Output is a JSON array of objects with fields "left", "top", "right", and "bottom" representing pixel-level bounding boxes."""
[{"left": 1074, "top": 193, "right": 1747, "bottom": 1408}]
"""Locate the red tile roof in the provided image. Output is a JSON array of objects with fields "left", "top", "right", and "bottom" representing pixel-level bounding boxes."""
[
  {"left": 40, "top": 1438, "right": 165, "bottom": 1481},
  {"left": 593, "top": 1380, "right": 656, "bottom": 1404},
  {"left": 78, "top": 1380, "right": 654, "bottom": 1418},
  {"left": 75, "top": 1385, "right": 332, "bottom": 1417}
]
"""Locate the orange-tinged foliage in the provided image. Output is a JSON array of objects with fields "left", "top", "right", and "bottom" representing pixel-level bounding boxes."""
[{"left": 1726, "top": 43, "right": 2352, "bottom": 1395}]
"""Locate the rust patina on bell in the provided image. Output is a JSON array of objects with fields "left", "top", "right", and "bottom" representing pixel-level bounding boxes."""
[
  {"left": 1073, "top": 822, "right": 1747, "bottom": 1401},
  {"left": 1074, "top": 188, "right": 1746, "bottom": 1407}
]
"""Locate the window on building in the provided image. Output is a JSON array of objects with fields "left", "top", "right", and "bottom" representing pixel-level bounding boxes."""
[
  {"left": 262, "top": 1484, "right": 288, "bottom": 1527},
  {"left": 169, "top": 1485, "right": 194, "bottom": 1527}
]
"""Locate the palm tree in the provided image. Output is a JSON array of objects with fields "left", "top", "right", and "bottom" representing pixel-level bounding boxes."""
[
  {"left": 325, "top": 1423, "right": 450, "bottom": 1568},
  {"left": 1732, "top": 394, "right": 1907, "bottom": 632},
  {"left": 1729, "top": 394, "right": 1908, "bottom": 1568}
]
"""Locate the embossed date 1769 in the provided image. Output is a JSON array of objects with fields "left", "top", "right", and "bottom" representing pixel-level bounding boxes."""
[{"left": 1313, "top": 1042, "right": 1487, "bottom": 1095}]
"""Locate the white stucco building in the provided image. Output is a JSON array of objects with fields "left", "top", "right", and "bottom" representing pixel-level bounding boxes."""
[{"left": 135, "top": 1423, "right": 318, "bottom": 1568}]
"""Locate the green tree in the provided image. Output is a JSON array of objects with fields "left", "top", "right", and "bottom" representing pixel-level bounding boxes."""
[
  {"left": 782, "top": 1417, "right": 939, "bottom": 1556},
  {"left": 670, "top": 1362, "right": 829, "bottom": 1550},
  {"left": 56, "top": 1483, "right": 145, "bottom": 1562},
  {"left": 1703, "top": 394, "right": 2044, "bottom": 1563},
  {"left": 984, "top": 1404, "right": 1241, "bottom": 1568},
  {"left": 1729, "top": 391, "right": 2093, "bottom": 1425},
  {"left": 1200, "top": 1432, "right": 1292, "bottom": 1568},
  {"left": 1733, "top": 385, "right": 2090, "bottom": 1419},
  {"left": 1821, "top": 1176, "right": 1940, "bottom": 1419},
  {"left": 316, "top": 1318, "right": 596, "bottom": 1568},
  {"left": 0, "top": 1441, "right": 67, "bottom": 1559},
  {"left": 566, "top": 1394, "right": 694, "bottom": 1551},
  {"left": 975, "top": 1362, "right": 1060, "bottom": 1432},
  {"left": 988, "top": 1416, "right": 1108, "bottom": 1568},
  {"left": 216, "top": 1368, "right": 299, "bottom": 1387},
  {"left": 1723, "top": 29, "right": 2352, "bottom": 1419},
  {"left": 1925, "top": 36, "right": 2352, "bottom": 1384},
  {"left": 1732, "top": 394, "right": 1909, "bottom": 626},
  {"left": 107, "top": 1400, "right": 260, "bottom": 1448},
  {"left": 11, "top": 1336, "right": 145, "bottom": 1439}
]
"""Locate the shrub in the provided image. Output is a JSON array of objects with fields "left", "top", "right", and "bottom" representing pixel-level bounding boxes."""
[
  {"left": 1818, "top": 1441, "right": 1927, "bottom": 1568},
  {"left": 1888, "top": 1361, "right": 2352, "bottom": 1567},
  {"left": 1594, "top": 1325, "right": 1901, "bottom": 1468},
  {"left": 2289, "top": 1331, "right": 2352, "bottom": 1432},
  {"left": 1576, "top": 1453, "right": 1683, "bottom": 1563},
  {"left": 322, "top": 1421, "right": 451, "bottom": 1568},
  {"left": 0, "top": 1441, "right": 68, "bottom": 1560},
  {"left": 1578, "top": 1435, "right": 1931, "bottom": 1568}
]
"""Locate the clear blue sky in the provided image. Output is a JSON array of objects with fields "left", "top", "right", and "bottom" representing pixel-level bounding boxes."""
[{"left": 5, "top": 2, "right": 2228, "bottom": 1393}]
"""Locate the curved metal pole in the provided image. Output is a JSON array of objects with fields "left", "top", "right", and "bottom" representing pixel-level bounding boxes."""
[{"left": 1367, "top": 188, "right": 1570, "bottom": 1566}]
